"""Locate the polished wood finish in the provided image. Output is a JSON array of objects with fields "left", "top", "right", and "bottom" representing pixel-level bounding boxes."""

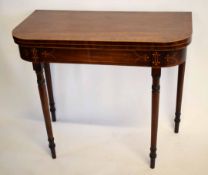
[
  {"left": 150, "top": 68, "right": 161, "bottom": 168},
  {"left": 175, "top": 62, "right": 186, "bottom": 133},
  {"left": 44, "top": 63, "right": 56, "bottom": 122},
  {"left": 33, "top": 63, "right": 56, "bottom": 158},
  {"left": 12, "top": 10, "right": 192, "bottom": 168},
  {"left": 13, "top": 11, "right": 192, "bottom": 68},
  {"left": 13, "top": 10, "right": 192, "bottom": 44},
  {"left": 18, "top": 46, "right": 187, "bottom": 67}
]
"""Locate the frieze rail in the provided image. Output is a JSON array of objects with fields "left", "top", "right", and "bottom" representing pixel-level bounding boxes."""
[{"left": 19, "top": 46, "right": 186, "bottom": 67}]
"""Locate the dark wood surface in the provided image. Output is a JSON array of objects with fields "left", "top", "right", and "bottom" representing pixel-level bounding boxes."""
[
  {"left": 12, "top": 10, "right": 192, "bottom": 169},
  {"left": 150, "top": 68, "right": 161, "bottom": 168},
  {"left": 44, "top": 63, "right": 56, "bottom": 122},
  {"left": 13, "top": 10, "right": 192, "bottom": 45},
  {"left": 13, "top": 10, "right": 192, "bottom": 67},
  {"left": 33, "top": 63, "right": 56, "bottom": 158},
  {"left": 175, "top": 62, "right": 186, "bottom": 133}
]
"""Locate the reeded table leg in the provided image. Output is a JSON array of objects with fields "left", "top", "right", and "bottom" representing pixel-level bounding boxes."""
[
  {"left": 33, "top": 63, "right": 56, "bottom": 159},
  {"left": 150, "top": 68, "right": 161, "bottom": 169},
  {"left": 44, "top": 63, "right": 56, "bottom": 122},
  {"left": 174, "top": 62, "right": 186, "bottom": 133}
]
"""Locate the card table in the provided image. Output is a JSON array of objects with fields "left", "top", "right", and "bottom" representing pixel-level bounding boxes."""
[{"left": 12, "top": 10, "right": 192, "bottom": 168}]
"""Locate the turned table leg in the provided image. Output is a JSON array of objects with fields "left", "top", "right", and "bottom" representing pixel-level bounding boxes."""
[
  {"left": 174, "top": 62, "right": 186, "bottom": 133},
  {"left": 150, "top": 68, "right": 161, "bottom": 169},
  {"left": 44, "top": 63, "right": 56, "bottom": 122},
  {"left": 33, "top": 63, "right": 56, "bottom": 158}
]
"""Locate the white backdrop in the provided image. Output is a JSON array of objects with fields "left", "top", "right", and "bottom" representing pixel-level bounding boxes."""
[{"left": 0, "top": 0, "right": 208, "bottom": 175}]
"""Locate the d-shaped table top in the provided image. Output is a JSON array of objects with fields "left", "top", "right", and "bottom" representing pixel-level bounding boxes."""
[
  {"left": 13, "top": 10, "right": 192, "bottom": 47},
  {"left": 12, "top": 10, "right": 192, "bottom": 67}
]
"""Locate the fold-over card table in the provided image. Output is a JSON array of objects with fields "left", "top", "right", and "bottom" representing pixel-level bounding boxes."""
[{"left": 12, "top": 10, "right": 192, "bottom": 168}]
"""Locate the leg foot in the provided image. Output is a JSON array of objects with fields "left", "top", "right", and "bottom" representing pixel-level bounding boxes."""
[
  {"left": 150, "top": 148, "right": 157, "bottom": 169},
  {"left": 174, "top": 112, "right": 181, "bottom": 133},
  {"left": 48, "top": 137, "right": 56, "bottom": 159}
]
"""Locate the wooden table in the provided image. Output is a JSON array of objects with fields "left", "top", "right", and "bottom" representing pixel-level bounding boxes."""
[{"left": 12, "top": 10, "right": 192, "bottom": 168}]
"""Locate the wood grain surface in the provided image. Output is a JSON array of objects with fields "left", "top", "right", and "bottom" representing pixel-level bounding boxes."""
[{"left": 13, "top": 10, "right": 192, "bottom": 45}]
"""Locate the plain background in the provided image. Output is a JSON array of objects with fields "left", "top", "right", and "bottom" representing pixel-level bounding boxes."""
[{"left": 0, "top": 0, "right": 208, "bottom": 174}]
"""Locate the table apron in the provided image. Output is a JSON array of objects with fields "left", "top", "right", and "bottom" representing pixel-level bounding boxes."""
[{"left": 19, "top": 46, "right": 186, "bottom": 67}]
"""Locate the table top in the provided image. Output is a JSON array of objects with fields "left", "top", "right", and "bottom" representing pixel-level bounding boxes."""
[{"left": 13, "top": 10, "right": 192, "bottom": 46}]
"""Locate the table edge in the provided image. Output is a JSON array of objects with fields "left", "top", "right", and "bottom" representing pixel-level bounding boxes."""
[{"left": 13, "top": 35, "right": 192, "bottom": 50}]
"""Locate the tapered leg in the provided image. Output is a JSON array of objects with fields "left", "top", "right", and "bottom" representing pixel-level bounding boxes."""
[
  {"left": 33, "top": 63, "right": 56, "bottom": 159},
  {"left": 150, "top": 68, "right": 161, "bottom": 169},
  {"left": 174, "top": 62, "right": 186, "bottom": 133},
  {"left": 44, "top": 63, "right": 56, "bottom": 122}
]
